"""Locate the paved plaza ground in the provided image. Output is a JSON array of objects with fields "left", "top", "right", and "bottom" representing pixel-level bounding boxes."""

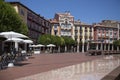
[{"left": 0, "top": 53, "right": 120, "bottom": 80}]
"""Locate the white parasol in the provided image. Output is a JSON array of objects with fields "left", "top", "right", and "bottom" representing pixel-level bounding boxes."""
[
  {"left": 47, "top": 44, "right": 55, "bottom": 53},
  {"left": 23, "top": 40, "right": 33, "bottom": 44},
  {"left": 36, "top": 44, "right": 45, "bottom": 47},
  {"left": 47, "top": 44, "right": 56, "bottom": 47},
  {"left": 0, "top": 31, "right": 28, "bottom": 39},
  {"left": 5, "top": 37, "right": 24, "bottom": 42},
  {"left": 29, "top": 44, "right": 37, "bottom": 47}
]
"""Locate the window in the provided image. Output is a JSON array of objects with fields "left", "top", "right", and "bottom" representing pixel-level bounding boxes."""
[
  {"left": 54, "top": 24, "right": 58, "bottom": 28},
  {"left": 54, "top": 31, "right": 57, "bottom": 35},
  {"left": 20, "top": 8, "right": 24, "bottom": 16},
  {"left": 80, "top": 26, "right": 82, "bottom": 30},
  {"left": 110, "top": 32, "right": 112, "bottom": 35}
]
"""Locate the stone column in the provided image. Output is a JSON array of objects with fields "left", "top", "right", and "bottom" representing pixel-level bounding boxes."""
[
  {"left": 96, "top": 43, "right": 98, "bottom": 50},
  {"left": 117, "top": 46, "right": 119, "bottom": 51},
  {"left": 82, "top": 43, "right": 84, "bottom": 53},
  {"left": 112, "top": 45, "right": 114, "bottom": 51},
  {"left": 101, "top": 43, "right": 103, "bottom": 50},
  {"left": 108, "top": 44, "right": 110, "bottom": 51},
  {"left": 58, "top": 46, "right": 60, "bottom": 53},
  {"left": 77, "top": 44, "right": 79, "bottom": 53},
  {"left": 104, "top": 44, "right": 106, "bottom": 51},
  {"left": 87, "top": 42, "right": 89, "bottom": 51}
]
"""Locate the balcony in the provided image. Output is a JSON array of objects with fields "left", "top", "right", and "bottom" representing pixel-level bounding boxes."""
[
  {"left": 61, "top": 26, "right": 71, "bottom": 30},
  {"left": 106, "top": 34, "right": 109, "bottom": 36},
  {"left": 89, "top": 29, "right": 92, "bottom": 32},
  {"left": 80, "top": 35, "right": 82, "bottom": 38},
  {"left": 114, "top": 36, "right": 118, "bottom": 38},
  {"left": 61, "top": 32, "right": 71, "bottom": 36},
  {"left": 102, "top": 34, "right": 105, "bottom": 36},
  {"left": 84, "top": 35, "right": 88, "bottom": 39},
  {"left": 27, "top": 13, "right": 33, "bottom": 20},
  {"left": 80, "top": 29, "right": 82, "bottom": 32},
  {"left": 89, "top": 36, "right": 93, "bottom": 39},
  {"left": 98, "top": 33, "right": 101, "bottom": 36},
  {"left": 105, "top": 36, "right": 109, "bottom": 39},
  {"left": 109, "top": 35, "right": 113, "bottom": 38},
  {"left": 109, "top": 41, "right": 113, "bottom": 43},
  {"left": 66, "top": 27, "right": 71, "bottom": 30}
]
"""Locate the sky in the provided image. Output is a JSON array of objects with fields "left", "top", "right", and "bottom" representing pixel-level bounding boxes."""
[{"left": 6, "top": 0, "right": 120, "bottom": 24}]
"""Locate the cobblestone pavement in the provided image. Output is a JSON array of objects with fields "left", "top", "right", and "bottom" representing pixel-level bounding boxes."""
[{"left": 0, "top": 53, "right": 104, "bottom": 80}]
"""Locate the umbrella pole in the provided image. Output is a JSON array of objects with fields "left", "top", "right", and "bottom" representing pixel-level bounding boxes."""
[{"left": 40, "top": 47, "right": 41, "bottom": 54}]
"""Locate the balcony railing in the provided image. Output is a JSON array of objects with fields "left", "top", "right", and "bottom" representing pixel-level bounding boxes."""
[
  {"left": 89, "top": 30, "right": 92, "bottom": 32},
  {"left": 106, "top": 34, "right": 109, "bottom": 36},
  {"left": 61, "top": 26, "right": 71, "bottom": 30},
  {"left": 61, "top": 32, "right": 71, "bottom": 36}
]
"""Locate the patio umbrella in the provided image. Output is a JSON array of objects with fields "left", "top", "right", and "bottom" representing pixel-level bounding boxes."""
[
  {"left": 5, "top": 37, "right": 24, "bottom": 51},
  {"left": 36, "top": 44, "right": 45, "bottom": 52},
  {"left": 47, "top": 44, "right": 56, "bottom": 47},
  {"left": 0, "top": 35, "right": 6, "bottom": 41},
  {"left": 23, "top": 40, "right": 33, "bottom": 52},
  {"left": 47, "top": 44, "right": 56, "bottom": 53},
  {"left": 36, "top": 44, "right": 45, "bottom": 47},
  {"left": 23, "top": 40, "right": 33, "bottom": 44},
  {"left": 5, "top": 37, "right": 24, "bottom": 42},
  {"left": 0, "top": 31, "right": 28, "bottom": 39},
  {"left": 29, "top": 44, "right": 37, "bottom": 47}
]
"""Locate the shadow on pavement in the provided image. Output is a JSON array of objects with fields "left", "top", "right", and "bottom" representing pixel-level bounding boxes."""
[{"left": 14, "top": 63, "right": 30, "bottom": 67}]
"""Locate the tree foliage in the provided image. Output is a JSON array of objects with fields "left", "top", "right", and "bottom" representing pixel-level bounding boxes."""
[
  {"left": 38, "top": 34, "right": 51, "bottom": 45},
  {"left": 38, "top": 34, "right": 65, "bottom": 46},
  {"left": 54, "top": 36, "right": 65, "bottom": 46},
  {"left": 38, "top": 34, "right": 64, "bottom": 45},
  {"left": 113, "top": 40, "right": 120, "bottom": 46},
  {"left": 62, "top": 36, "right": 76, "bottom": 46},
  {"left": 38, "top": 34, "right": 76, "bottom": 46},
  {"left": 0, "top": 1, "right": 28, "bottom": 35}
]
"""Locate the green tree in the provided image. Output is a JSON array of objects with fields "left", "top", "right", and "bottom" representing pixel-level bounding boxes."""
[
  {"left": 0, "top": 1, "right": 28, "bottom": 35},
  {"left": 69, "top": 38, "right": 76, "bottom": 46},
  {"left": 62, "top": 36, "right": 69, "bottom": 46},
  {"left": 62, "top": 36, "right": 76, "bottom": 52},
  {"left": 113, "top": 40, "right": 120, "bottom": 46},
  {"left": 38, "top": 35, "right": 77, "bottom": 52},
  {"left": 59, "top": 37, "right": 65, "bottom": 46},
  {"left": 38, "top": 34, "right": 65, "bottom": 46},
  {"left": 62, "top": 36, "right": 75, "bottom": 46},
  {"left": 38, "top": 34, "right": 51, "bottom": 45},
  {"left": 53, "top": 36, "right": 64, "bottom": 46}
]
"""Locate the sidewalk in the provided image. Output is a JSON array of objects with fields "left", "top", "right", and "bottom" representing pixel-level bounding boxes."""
[{"left": 0, "top": 53, "right": 102, "bottom": 80}]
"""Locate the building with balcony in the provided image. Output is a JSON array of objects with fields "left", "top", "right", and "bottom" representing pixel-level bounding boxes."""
[
  {"left": 10, "top": 2, "right": 51, "bottom": 43},
  {"left": 74, "top": 20, "right": 94, "bottom": 52},
  {"left": 101, "top": 20, "right": 120, "bottom": 40},
  {"left": 52, "top": 12, "right": 74, "bottom": 39},
  {"left": 49, "top": 19, "right": 60, "bottom": 36},
  {"left": 93, "top": 20, "right": 120, "bottom": 51}
]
